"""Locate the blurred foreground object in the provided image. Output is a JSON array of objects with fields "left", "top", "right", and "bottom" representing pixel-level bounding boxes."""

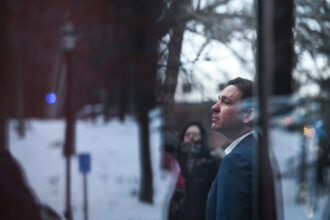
[{"left": 0, "top": 150, "right": 41, "bottom": 220}]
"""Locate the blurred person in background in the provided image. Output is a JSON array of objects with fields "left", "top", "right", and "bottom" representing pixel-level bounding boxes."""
[
  {"left": 314, "top": 120, "right": 330, "bottom": 191},
  {"left": 165, "top": 122, "right": 219, "bottom": 220}
]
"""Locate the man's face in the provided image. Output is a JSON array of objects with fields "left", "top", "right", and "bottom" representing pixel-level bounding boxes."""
[{"left": 211, "top": 85, "right": 244, "bottom": 139}]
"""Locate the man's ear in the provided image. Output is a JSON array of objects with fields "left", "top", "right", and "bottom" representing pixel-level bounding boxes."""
[{"left": 242, "top": 108, "right": 254, "bottom": 124}]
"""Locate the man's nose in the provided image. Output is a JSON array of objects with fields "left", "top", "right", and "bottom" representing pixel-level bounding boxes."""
[{"left": 211, "top": 102, "right": 220, "bottom": 112}]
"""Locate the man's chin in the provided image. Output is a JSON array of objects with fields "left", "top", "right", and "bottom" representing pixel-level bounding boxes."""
[{"left": 211, "top": 124, "right": 221, "bottom": 131}]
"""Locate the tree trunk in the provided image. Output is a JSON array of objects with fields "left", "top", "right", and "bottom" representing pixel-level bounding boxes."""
[
  {"left": 0, "top": 0, "right": 8, "bottom": 151},
  {"left": 163, "top": 22, "right": 185, "bottom": 104},
  {"left": 137, "top": 104, "right": 153, "bottom": 203},
  {"left": 320, "top": 79, "right": 330, "bottom": 142},
  {"left": 16, "top": 49, "right": 26, "bottom": 138},
  {"left": 160, "top": 0, "right": 189, "bottom": 169},
  {"left": 0, "top": 116, "right": 8, "bottom": 151}
]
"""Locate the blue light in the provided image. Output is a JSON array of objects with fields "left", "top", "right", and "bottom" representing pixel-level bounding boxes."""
[{"left": 46, "top": 93, "right": 57, "bottom": 104}]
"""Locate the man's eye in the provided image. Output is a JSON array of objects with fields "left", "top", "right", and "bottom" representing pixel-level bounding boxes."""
[
  {"left": 219, "top": 97, "right": 233, "bottom": 105},
  {"left": 223, "top": 100, "right": 232, "bottom": 104}
]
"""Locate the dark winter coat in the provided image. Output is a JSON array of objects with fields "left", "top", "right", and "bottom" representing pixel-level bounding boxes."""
[{"left": 177, "top": 141, "right": 219, "bottom": 220}]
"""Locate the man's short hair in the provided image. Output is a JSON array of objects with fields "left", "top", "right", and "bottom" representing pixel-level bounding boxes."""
[{"left": 226, "top": 77, "right": 253, "bottom": 100}]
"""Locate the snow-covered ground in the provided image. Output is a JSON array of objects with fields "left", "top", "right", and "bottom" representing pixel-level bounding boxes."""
[
  {"left": 8, "top": 109, "right": 330, "bottom": 220},
  {"left": 9, "top": 108, "right": 174, "bottom": 220}
]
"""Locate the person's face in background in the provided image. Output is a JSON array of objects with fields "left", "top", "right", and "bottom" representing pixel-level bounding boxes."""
[{"left": 184, "top": 125, "right": 201, "bottom": 143}]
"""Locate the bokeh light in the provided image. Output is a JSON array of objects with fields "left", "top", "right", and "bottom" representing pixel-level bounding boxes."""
[{"left": 46, "top": 92, "right": 57, "bottom": 104}]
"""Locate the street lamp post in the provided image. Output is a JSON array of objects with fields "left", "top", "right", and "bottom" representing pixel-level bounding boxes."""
[{"left": 61, "top": 22, "right": 76, "bottom": 220}]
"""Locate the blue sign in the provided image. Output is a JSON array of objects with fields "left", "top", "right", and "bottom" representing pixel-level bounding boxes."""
[{"left": 79, "top": 153, "right": 91, "bottom": 174}]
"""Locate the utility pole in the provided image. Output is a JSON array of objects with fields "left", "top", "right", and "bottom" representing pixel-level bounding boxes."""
[{"left": 61, "top": 22, "right": 77, "bottom": 220}]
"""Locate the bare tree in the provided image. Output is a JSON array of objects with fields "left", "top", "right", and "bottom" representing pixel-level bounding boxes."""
[
  {"left": 294, "top": 0, "right": 330, "bottom": 84},
  {"left": 157, "top": 0, "right": 255, "bottom": 104},
  {"left": 293, "top": 0, "right": 330, "bottom": 138}
]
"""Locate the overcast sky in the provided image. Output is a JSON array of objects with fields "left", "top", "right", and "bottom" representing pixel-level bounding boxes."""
[{"left": 175, "top": 29, "right": 254, "bottom": 102}]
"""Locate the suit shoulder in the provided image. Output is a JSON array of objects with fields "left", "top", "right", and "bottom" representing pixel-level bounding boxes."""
[
  {"left": 231, "top": 134, "right": 254, "bottom": 159},
  {"left": 225, "top": 152, "right": 253, "bottom": 169}
]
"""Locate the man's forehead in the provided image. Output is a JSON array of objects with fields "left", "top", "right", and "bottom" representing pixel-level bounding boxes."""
[{"left": 219, "top": 85, "right": 242, "bottom": 100}]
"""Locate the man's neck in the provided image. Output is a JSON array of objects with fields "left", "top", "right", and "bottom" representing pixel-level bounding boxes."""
[
  {"left": 224, "top": 130, "right": 254, "bottom": 155},
  {"left": 227, "top": 127, "right": 252, "bottom": 143}
]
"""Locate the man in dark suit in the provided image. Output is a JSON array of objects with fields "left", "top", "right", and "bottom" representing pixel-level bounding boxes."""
[{"left": 206, "top": 77, "right": 260, "bottom": 220}]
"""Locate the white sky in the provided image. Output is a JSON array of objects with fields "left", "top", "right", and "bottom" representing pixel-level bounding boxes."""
[{"left": 175, "top": 30, "right": 254, "bottom": 102}]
